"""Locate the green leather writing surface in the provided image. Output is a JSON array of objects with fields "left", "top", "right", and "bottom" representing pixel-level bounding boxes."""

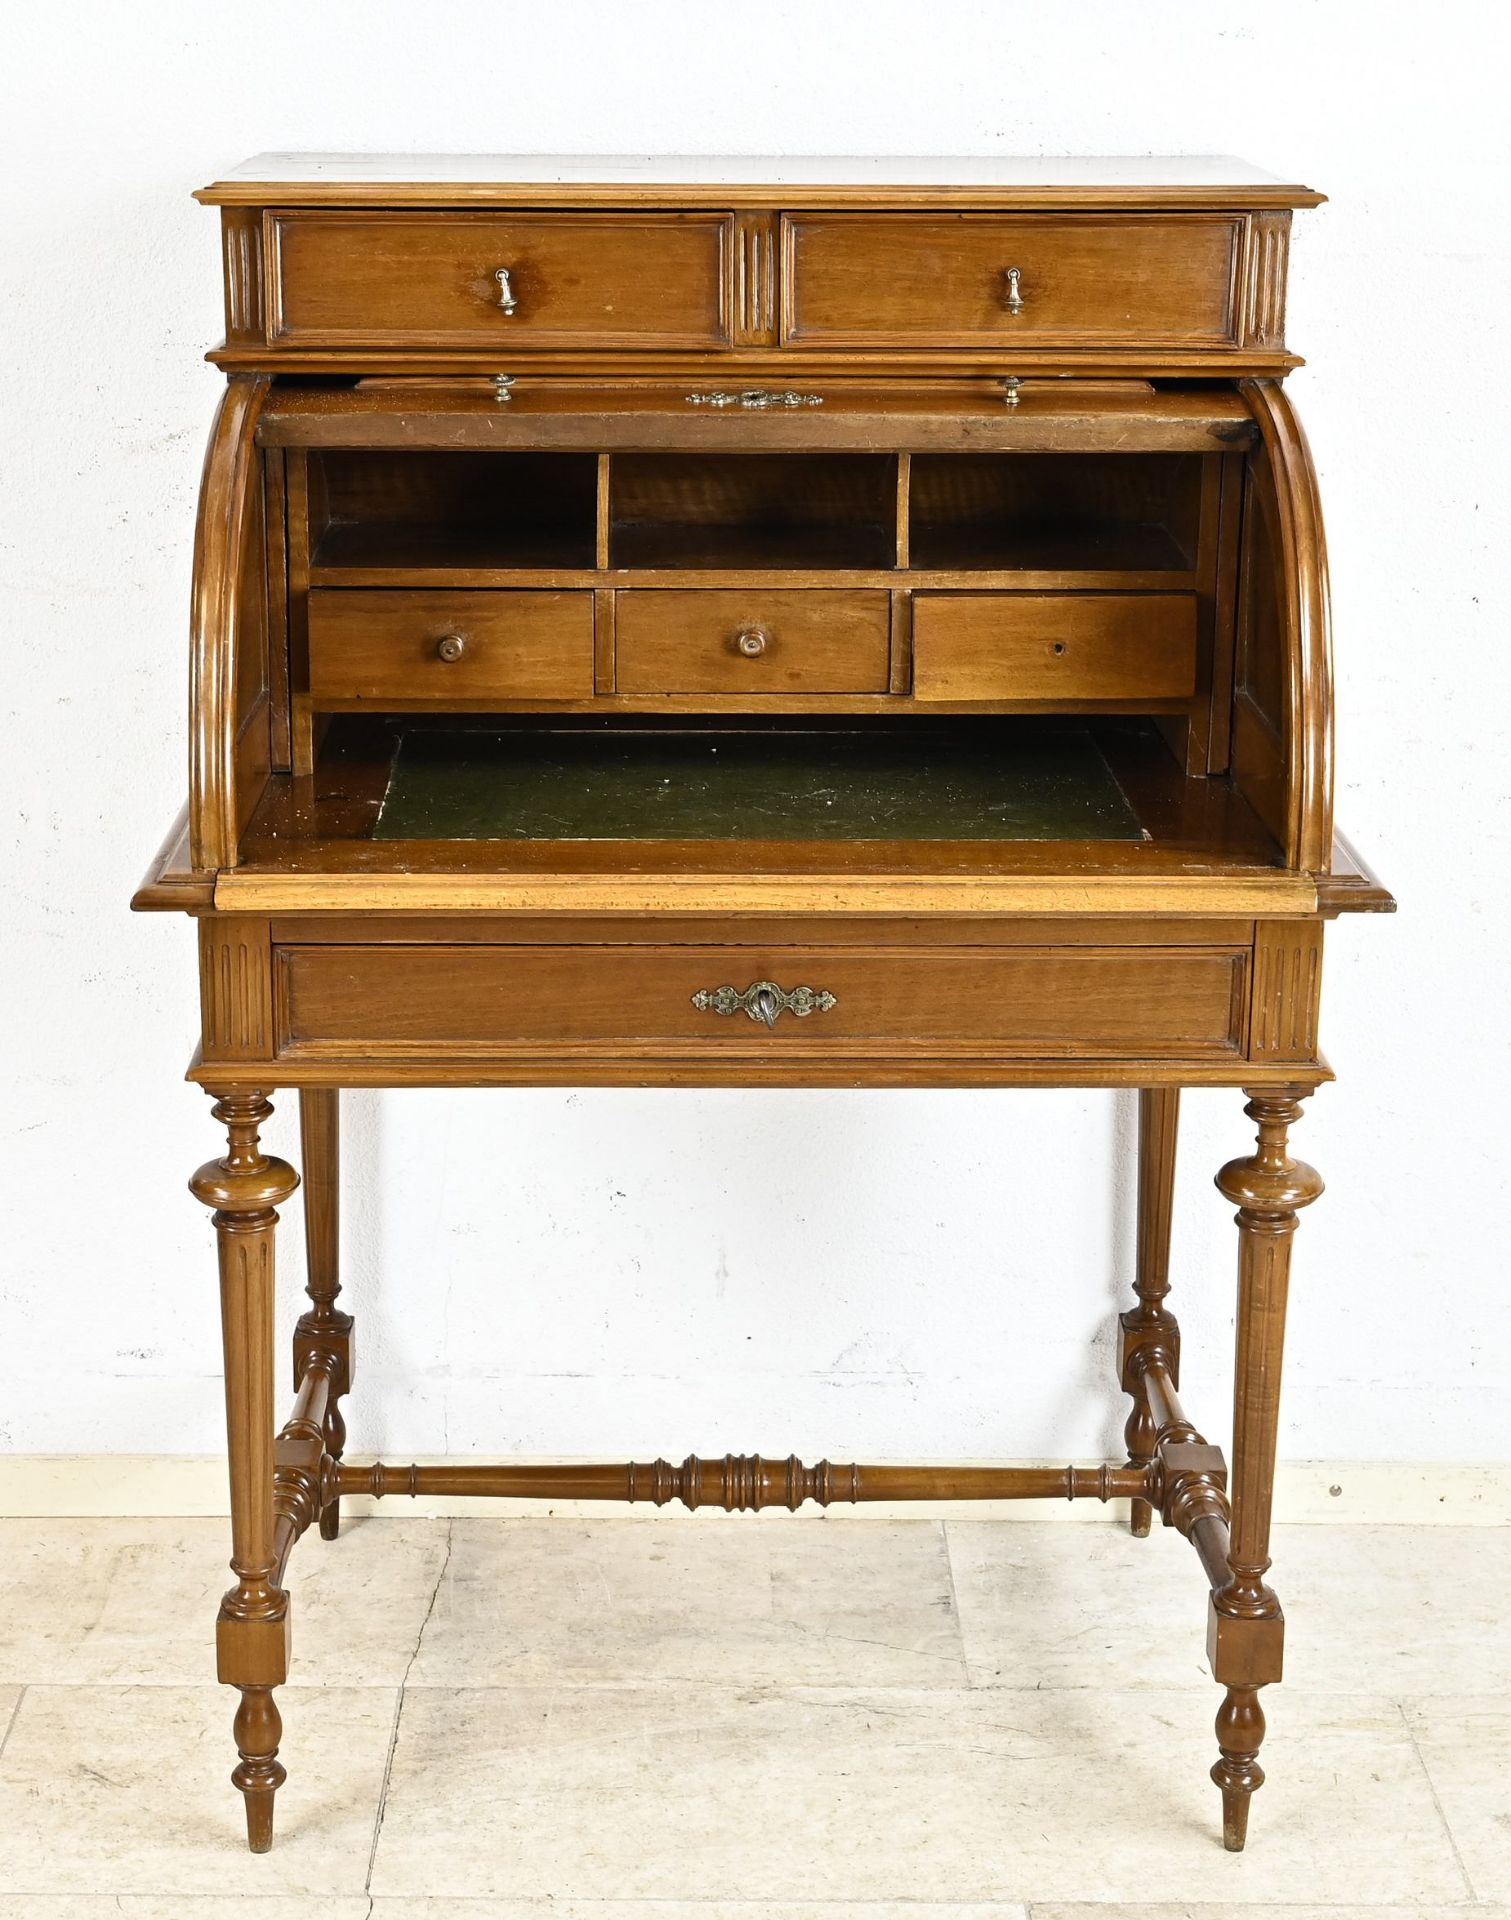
[{"left": 374, "top": 725, "right": 1143, "bottom": 842}]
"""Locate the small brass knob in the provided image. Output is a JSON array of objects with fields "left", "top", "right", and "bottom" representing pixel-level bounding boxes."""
[
  {"left": 435, "top": 634, "right": 468, "bottom": 663},
  {"left": 735, "top": 627, "right": 769, "bottom": 658}
]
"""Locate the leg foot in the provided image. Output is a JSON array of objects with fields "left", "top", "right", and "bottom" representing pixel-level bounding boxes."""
[
  {"left": 193, "top": 1089, "right": 299, "bottom": 1852},
  {"left": 233, "top": 1685, "right": 286, "bottom": 1853},
  {"left": 1212, "top": 1684, "right": 1265, "bottom": 1850},
  {"left": 1205, "top": 1085, "right": 1321, "bottom": 1850}
]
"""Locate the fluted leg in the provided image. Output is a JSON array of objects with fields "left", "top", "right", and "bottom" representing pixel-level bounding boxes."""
[
  {"left": 1207, "top": 1086, "right": 1322, "bottom": 1851},
  {"left": 1120, "top": 1088, "right": 1181, "bottom": 1536},
  {"left": 191, "top": 1090, "right": 300, "bottom": 1853},
  {"left": 294, "top": 1089, "right": 353, "bottom": 1540}
]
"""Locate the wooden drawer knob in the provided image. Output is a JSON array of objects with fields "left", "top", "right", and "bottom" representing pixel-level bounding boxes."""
[
  {"left": 734, "top": 626, "right": 769, "bottom": 658},
  {"left": 435, "top": 634, "right": 468, "bottom": 663}
]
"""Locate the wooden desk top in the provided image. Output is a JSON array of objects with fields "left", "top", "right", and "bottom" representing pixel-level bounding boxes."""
[{"left": 196, "top": 153, "right": 1324, "bottom": 211}]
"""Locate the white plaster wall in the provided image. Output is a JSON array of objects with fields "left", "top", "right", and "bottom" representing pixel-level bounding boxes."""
[{"left": 2, "top": 1, "right": 1506, "bottom": 1468}]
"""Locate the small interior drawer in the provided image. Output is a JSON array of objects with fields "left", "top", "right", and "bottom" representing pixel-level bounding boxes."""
[
  {"left": 270, "top": 211, "right": 731, "bottom": 348},
  {"left": 615, "top": 589, "right": 892, "bottom": 694},
  {"left": 275, "top": 941, "right": 1249, "bottom": 1061},
  {"left": 307, "top": 590, "right": 594, "bottom": 703},
  {"left": 912, "top": 592, "right": 1198, "bottom": 703},
  {"left": 783, "top": 214, "right": 1240, "bottom": 347}
]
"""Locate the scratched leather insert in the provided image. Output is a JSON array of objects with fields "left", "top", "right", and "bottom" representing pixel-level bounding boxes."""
[{"left": 373, "top": 723, "right": 1144, "bottom": 842}]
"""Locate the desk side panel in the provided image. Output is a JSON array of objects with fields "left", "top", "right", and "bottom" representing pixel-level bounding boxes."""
[
  {"left": 1233, "top": 382, "right": 1334, "bottom": 872},
  {"left": 189, "top": 377, "right": 277, "bottom": 869}
]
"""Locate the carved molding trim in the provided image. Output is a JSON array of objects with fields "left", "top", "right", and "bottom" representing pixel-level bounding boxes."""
[
  {"left": 732, "top": 213, "right": 778, "bottom": 344},
  {"left": 1240, "top": 214, "right": 1290, "bottom": 350},
  {"left": 223, "top": 211, "right": 266, "bottom": 343},
  {"left": 1249, "top": 920, "right": 1323, "bottom": 1059},
  {"left": 199, "top": 916, "right": 273, "bottom": 1059}
]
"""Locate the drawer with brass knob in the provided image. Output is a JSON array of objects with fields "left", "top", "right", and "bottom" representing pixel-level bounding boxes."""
[
  {"left": 306, "top": 589, "right": 595, "bottom": 703},
  {"left": 267, "top": 211, "right": 733, "bottom": 349},
  {"left": 271, "top": 939, "right": 1251, "bottom": 1065},
  {"left": 614, "top": 589, "right": 892, "bottom": 695},
  {"left": 782, "top": 213, "right": 1243, "bottom": 348}
]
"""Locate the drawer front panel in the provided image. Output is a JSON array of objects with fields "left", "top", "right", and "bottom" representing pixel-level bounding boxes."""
[
  {"left": 271, "top": 212, "right": 731, "bottom": 348},
  {"left": 308, "top": 590, "right": 594, "bottom": 702},
  {"left": 615, "top": 590, "right": 892, "bottom": 694},
  {"left": 784, "top": 214, "right": 1239, "bottom": 347},
  {"left": 912, "top": 593, "right": 1198, "bottom": 703},
  {"left": 276, "top": 943, "right": 1247, "bottom": 1060}
]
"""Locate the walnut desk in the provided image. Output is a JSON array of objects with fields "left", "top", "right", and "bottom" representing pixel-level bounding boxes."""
[{"left": 134, "top": 155, "right": 1393, "bottom": 1855}]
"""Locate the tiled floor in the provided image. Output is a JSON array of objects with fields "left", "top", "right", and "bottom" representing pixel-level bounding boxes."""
[{"left": 0, "top": 1514, "right": 1504, "bottom": 1916}]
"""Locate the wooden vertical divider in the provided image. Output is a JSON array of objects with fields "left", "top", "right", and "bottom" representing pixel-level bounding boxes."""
[
  {"left": 286, "top": 453, "right": 317, "bottom": 775},
  {"left": 263, "top": 451, "right": 291, "bottom": 771},
  {"left": 596, "top": 452, "right": 611, "bottom": 569},
  {"left": 1207, "top": 453, "right": 1244, "bottom": 773},
  {"left": 889, "top": 591, "right": 913, "bottom": 696},
  {"left": 594, "top": 453, "right": 615, "bottom": 692},
  {"left": 891, "top": 453, "right": 912, "bottom": 692}
]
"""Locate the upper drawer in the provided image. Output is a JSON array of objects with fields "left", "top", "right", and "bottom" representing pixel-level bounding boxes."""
[
  {"left": 308, "top": 589, "right": 594, "bottom": 703},
  {"left": 269, "top": 212, "right": 732, "bottom": 349},
  {"left": 783, "top": 214, "right": 1240, "bottom": 348}
]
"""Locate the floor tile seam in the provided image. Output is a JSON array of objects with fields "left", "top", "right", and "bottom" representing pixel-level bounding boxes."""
[
  {"left": 1020, "top": 1909, "right": 1496, "bottom": 1917},
  {"left": 4, "top": 1676, "right": 1502, "bottom": 1698},
  {"left": 1396, "top": 1697, "right": 1479, "bottom": 1902},
  {"left": 0, "top": 1686, "right": 24, "bottom": 1764},
  {"left": 366, "top": 1516, "right": 454, "bottom": 1892},
  {"left": 309, "top": 1680, "right": 1469, "bottom": 1697},
  {"left": 0, "top": 1678, "right": 1474, "bottom": 1702},
  {"left": 938, "top": 1516, "right": 977, "bottom": 1685}
]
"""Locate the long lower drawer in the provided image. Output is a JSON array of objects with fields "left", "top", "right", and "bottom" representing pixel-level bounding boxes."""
[{"left": 274, "top": 941, "right": 1248, "bottom": 1060}]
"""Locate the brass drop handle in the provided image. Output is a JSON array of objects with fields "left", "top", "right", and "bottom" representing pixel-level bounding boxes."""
[
  {"left": 1003, "top": 266, "right": 1024, "bottom": 314},
  {"left": 435, "top": 634, "right": 468, "bottom": 663},
  {"left": 735, "top": 626, "right": 769, "bottom": 658},
  {"left": 494, "top": 266, "right": 518, "bottom": 314}
]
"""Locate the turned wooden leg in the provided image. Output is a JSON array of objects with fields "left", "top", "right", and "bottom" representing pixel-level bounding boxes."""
[
  {"left": 1207, "top": 1085, "right": 1322, "bottom": 1851},
  {"left": 294, "top": 1089, "right": 353, "bottom": 1541},
  {"left": 190, "top": 1090, "right": 300, "bottom": 1853},
  {"left": 1119, "top": 1087, "right": 1181, "bottom": 1537}
]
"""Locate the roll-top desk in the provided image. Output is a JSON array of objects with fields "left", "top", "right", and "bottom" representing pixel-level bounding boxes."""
[{"left": 133, "top": 155, "right": 1392, "bottom": 1856}]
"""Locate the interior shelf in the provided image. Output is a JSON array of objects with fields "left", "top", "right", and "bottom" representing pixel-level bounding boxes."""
[
  {"left": 301, "top": 447, "right": 1209, "bottom": 579},
  {"left": 307, "top": 450, "right": 599, "bottom": 571},
  {"left": 908, "top": 520, "right": 1194, "bottom": 573},
  {"left": 610, "top": 452, "right": 896, "bottom": 571},
  {"left": 907, "top": 452, "right": 1202, "bottom": 572}
]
